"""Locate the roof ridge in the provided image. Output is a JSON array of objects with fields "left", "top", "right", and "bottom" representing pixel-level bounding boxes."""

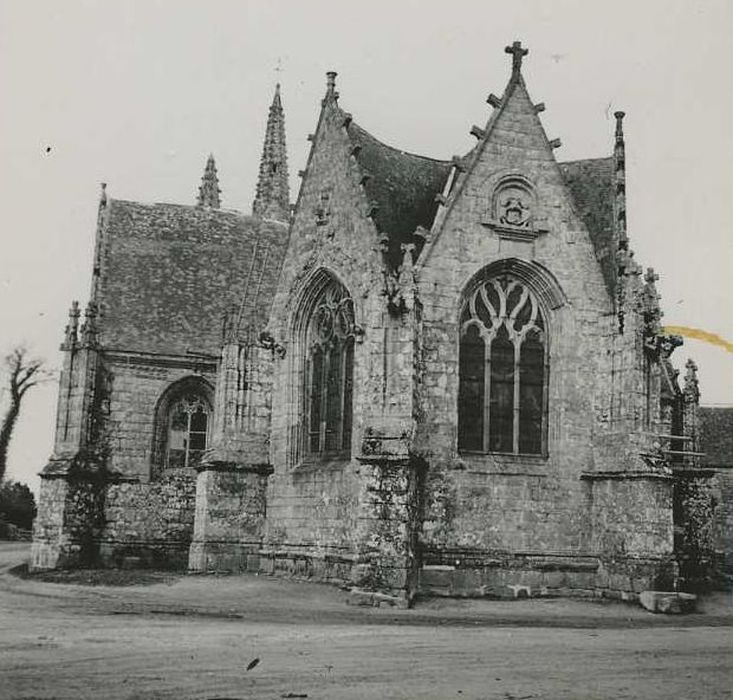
[
  {"left": 109, "top": 198, "right": 255, "bottom": 217},
  {"left": 348, "top": 119, "right": 452, "bottom": 165},
  {"left": 559, "top": 156, "right": 614, "bottom": 165}
]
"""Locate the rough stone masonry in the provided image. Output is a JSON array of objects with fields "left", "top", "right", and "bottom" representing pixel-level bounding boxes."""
[{"left": 31, "top": 42, "right": 721, "bottom": 606}]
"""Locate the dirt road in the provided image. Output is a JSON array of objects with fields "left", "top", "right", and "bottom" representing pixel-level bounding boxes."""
[{"left": 1, "top": 543, "right": 731, "bottom": 699}]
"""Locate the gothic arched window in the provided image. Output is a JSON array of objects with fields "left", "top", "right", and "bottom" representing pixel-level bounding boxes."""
[
  {"left": 151, "top": 378, "right": 213, "bottom": 478},
  {"left": 458, "top": 275, "right": 547, "bottom": 455},
  {"left": 304, "top": 279, "right": 355, "bottom": 457},
  {"left": 166, "top": 394, "right": 210, "bottom": 469}
]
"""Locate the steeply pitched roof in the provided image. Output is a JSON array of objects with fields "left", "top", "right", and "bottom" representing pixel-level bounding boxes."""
[
  {"left": 559, "top": 157, "right": 617, "bottom": 295},
  {"left": 94, "top": 199, "right": 288, "bottom": 355},
  {"left": 699, "top": 406, "right": 733, "bottom": 467},
  {"left": 345, "top": 121, "right": 452, "bottom": 269}
]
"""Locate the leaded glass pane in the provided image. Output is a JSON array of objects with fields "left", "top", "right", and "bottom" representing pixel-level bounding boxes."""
[
  {"left": 458, "top": 325, "right": 485, "bottom": 451},
  {"left": 309, "top": 348, "right": 324, "bottom": 453},
  {"left": 489, "top": 329, "right": 515, "bottom": 453},
  {"left": 519, "top": 333, "right": 544, "bottom": 454}
]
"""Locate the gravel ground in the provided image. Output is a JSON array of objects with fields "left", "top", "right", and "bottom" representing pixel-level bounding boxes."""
[{"left": 2, "top": 543, "right": 731, "bottom": 699}]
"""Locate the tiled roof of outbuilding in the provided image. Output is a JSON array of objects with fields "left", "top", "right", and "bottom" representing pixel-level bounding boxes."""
[
  {"left": 95, "top": 199, "right": 288, "bottom": 356},
  {"left": 699, "top": 406, "right": 733, "bottom": 467},
  {"left": 345, "top": 121, "right": 453, "bottom": 269},
  {"left": 559, "top": 157, "right": 617, "bottom": 295}
]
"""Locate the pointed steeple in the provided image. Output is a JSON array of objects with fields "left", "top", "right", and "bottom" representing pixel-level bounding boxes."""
[
  {"left": 252, "top": 83, "right": 290, "bottom": 222},
  {"left": 197, "top": 154, "right": 221, "bottom": 209}
]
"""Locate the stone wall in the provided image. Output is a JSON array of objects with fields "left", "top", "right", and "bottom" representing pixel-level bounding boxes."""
[
  {"left": 99, "top": 472, "right": 196, "bottom": 569},
  {"left": 31, "top": 474, "right": 105, "bottom": 570},
  {"left": 259, "top": 87, "right": 414, "bottom": 588},
  {"left": 189, "top": 467, "right": 270, "bottom": 573},
  {"left": 711, "top": 468, "right": 733, "bottom": 577},
  {"left": 100, "top": 355, "right": 216, "bottom": 480}
]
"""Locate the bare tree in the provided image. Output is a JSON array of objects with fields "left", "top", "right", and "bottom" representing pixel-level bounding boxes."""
[{"left": 0, "top": 348, "right": 46, "bottom": 483}]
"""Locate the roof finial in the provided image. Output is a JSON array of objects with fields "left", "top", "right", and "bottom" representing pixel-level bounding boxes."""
[
  {"left": 505, "top": 41, "right": 528, "bottom": 75},
  {"left": 613, "top": 110, "right": 627, "bottom": 251},
  {"left": 252, "top": 83, "right": 290, "bottom": 222},
  {"left": 614, "top": 111, "right": 625, "bottom": 143},
  {"left": 197, "top": 153, "right": 221, "bottom": 209},
  {"left": 326, "top": 70, "right": 338, "bottom": 96},
  {"left": 100, "top": 182, "right": 107, "bottom": 205}
]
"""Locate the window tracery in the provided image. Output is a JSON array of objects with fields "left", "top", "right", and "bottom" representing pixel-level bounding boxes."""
[
  {"left": 458, "top": 275, "right": 547, "bottom": 455},
  {"left": 166, "top": 394, "right": 210, "bottom": 469},
  {"left": 151, "top": 378, "right": 213, "bottom": 478},
  {"left": 304, "top": 281, "right": 355, "bottom": 457}
]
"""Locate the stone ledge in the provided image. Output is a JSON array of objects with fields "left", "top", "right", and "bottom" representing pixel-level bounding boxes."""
[{"left": 581, "top": 470, "right": 673, "bottom": 482}]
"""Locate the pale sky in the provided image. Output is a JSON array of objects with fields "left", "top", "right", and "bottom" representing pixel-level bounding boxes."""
[{"left": 1, "top": 0, "right": 731, "bottom": 493}]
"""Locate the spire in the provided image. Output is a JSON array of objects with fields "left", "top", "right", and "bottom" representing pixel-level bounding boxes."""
[
  {"left": 252, "top": 83, "right": 290, "bottom": 222},
  {"left": 197, "top": 154, "right": 221, "bottom": 209}
]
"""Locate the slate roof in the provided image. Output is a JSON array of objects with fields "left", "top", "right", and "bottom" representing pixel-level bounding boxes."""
[
  {"left": 340, "top": 115, "right": 618, "bottom": 283},
  {"left": 699, "top": 407, "right": 733, "bottom": 467},
  {"left": 345, "top": 121, "right": 453, "bottom": 269},
  {"left": 94, "top": 199, "right": 289, "bottom": 356},
  {"left": 559, "top": 157, "right": 617, "bottom": 296}
]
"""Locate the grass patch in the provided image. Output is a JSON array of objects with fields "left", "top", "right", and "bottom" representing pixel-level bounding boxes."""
[{"left": 10, "top": 563, "right": 183, "bottom": 587}]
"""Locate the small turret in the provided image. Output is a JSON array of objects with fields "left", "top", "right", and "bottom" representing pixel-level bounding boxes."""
[
  {"left": 683, "top": 359, "right": 700, "bottom": 405},
  {"left": 197, "top": 154, "right": 221, "bottom": 209}
]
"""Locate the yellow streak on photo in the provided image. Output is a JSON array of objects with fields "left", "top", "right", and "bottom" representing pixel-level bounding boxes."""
[{"left": 662, "top": 326, "right": 733, "bottom": 354}]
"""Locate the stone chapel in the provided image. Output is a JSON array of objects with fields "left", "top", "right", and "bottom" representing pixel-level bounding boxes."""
[{"left": 30, "top": 43, "right": 715, "bottom": 603}]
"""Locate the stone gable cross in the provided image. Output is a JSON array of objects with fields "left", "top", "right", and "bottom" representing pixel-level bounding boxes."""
[{"left": 505, "top": 41, "right": 528, "bottom": 74}]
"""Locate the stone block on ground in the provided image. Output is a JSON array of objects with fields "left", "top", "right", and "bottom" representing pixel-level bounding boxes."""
[
  {"left": 639, "top": 590, "right": 697, "bottom": 614},
  {"left": 345, "top": 587, "right": 409, "bottom": 609}
]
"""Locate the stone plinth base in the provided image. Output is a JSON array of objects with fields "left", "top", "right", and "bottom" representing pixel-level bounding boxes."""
[
  {"left": 98, "top": 539, "right": 191, "bottom": 570},
  {"left": 188, "top": 461, "right": 272, "bottom": 573},
  {"left": 418, "top": 550, "right": 677, "bottom": 599},
  {"left": 188, "top": 541, "right": 261, "bottom": 573},
  {"left": 30, "top": 463, "right": 105, "bottom": 571}
]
